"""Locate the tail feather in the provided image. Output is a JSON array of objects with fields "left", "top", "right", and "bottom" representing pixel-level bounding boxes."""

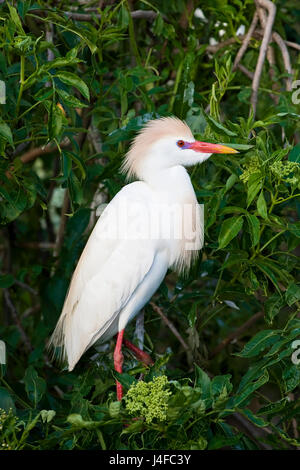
[{"left": 47, "top": 313, "right": 68, "bottom": 367}]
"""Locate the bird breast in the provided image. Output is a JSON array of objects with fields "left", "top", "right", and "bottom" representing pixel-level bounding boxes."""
[{"left": 148, "top": 175, "right": 204, "bottom": 274}]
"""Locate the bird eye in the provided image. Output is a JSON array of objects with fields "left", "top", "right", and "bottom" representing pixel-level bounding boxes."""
[{"left": 177, "top": 140, "right": 185, "bottom": 148}]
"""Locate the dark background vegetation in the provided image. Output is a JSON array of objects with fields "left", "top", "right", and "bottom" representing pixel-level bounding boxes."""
[{"left": 0, "top": 0, "right": 299, "bottom": 450}]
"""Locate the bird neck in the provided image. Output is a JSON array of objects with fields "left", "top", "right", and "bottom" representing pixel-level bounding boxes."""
[{"left": 143, "top": 165, "right": 196, "bottom": 201}]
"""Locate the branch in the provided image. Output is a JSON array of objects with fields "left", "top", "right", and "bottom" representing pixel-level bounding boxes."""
[
  {"left": 257, "top": 8, "right": 293, "bottom": 91},
  {"left": 209, "top": 311, "right": 264, "bottom": 359},
  {"left": 18, "top": 242, "right": 55, "bottom": 250},
  {"left": 150, "top": 302, "right": 190, "bottom": 352},
  {"left": 272, "top": 32, "right": 293, "bottom": 91},
  {"left": 285, "top": 40, "right": 300, "bottom": 51},
  {"left": 233, "top": 12, "right": 259, "bottom": 70},
  {"left": 63, "top": 9, "right": 158, "bottom": 21},
  {"left": 237, "top": 64, "right": 254, "bottom": 80},
  {"left": 250, "top": 0, "right": 277, "bottom": 116},
  {"left": 228, "top": 412, "right": 273, "bottom": 450},
  {"left": 19, "top": 139, "right": 70, "bottom": 164},
  {"left": 14, "top": 279, "right": 38, "bottom": 296},
  {"left": 206, "top": 36, "right": 242, "bottom": 53},
  {"left": 3, "top": 289, "right": 32, "bottom": 353}
]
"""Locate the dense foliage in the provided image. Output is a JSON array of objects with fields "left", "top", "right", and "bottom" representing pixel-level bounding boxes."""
[{"left": 0, "top": 0, "right": 299, "bottom": 450}]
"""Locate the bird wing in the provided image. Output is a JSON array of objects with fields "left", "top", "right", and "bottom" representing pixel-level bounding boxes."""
[{"left": 49, "top": 182, "right": 164, "bottom": 370}]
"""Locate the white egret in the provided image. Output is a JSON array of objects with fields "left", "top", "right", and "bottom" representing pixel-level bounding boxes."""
[{"left": 49, "top": 117, "right": 237, "bottom": 399}]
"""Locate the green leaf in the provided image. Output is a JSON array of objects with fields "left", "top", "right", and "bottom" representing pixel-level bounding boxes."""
[
  {"left": 248, "top": 268, "right": 259, "bottom": 291},
  {"left": 246, "top": 214, "right": 260, "bottom": 247},
  {"left": 257, "top": 191, "right": 268, "bottom": 219},
  {"left": 109, "top": 400, "right": 121, "bottom": 418},
  {"left": 40, "top": 409, "right": 56, "bottom": 423},
  {"left": 57, "top": 89, "right": 88, "bottom": 108},
  {"left": 222, "top": 252, "right": 248, "bottom": 269},
  {"left": 67, "top": 414, "right": 101, "bottom": 429},
  {"left": 62, "top": 150, "right": 86, "bottom": 179},
  {"left": 236, "top": 330, "right": 281, "bottom": 358},
  {"left": 153, "top": 14, "right": 164, "bottom": 35},
  {"left": 44, "top": 57, "right": 82, "bottom": 70},
  {"left": 205, "top": 193, "right": 221, "bottom": 229},
  {"left": 24, "top": 366, "right": 46, "bottom": 407},
  {"left": 68, "top": 171, "right": 83, "bottom": 206},
  {"left": 121, "top": 419, "right": 143, "bottom": 434},
  {"left": 0, "top": 274, "right": 14, "bottom": 288},
  {"left": 288, "top": 222, "right": 300, "bottom": 238},
  {"left": 205, "top": 114, "right": 238, "bottom": 137},
  {"left": 257, "top": 398, "right": 289, "bottom": 417},
  {"left": 219, "top": 143, "right": 254, "bottom": 151},
  {"left": 55, "top": 72, "right": 90, "bottom": 101},
  {"left": 188, "top": 302, "right": 198, "bottom": 327},
  {"left": 265, "top": 294, "right": 285, "bottom": 324},
  {"left": 282, "top": 365, "right": 300, "bottom": 393},
  {"left": 30, "top": 12, "right": 97, "bottom": 53},
  {"left": 285, "top": 283, "right": 300, "bottom": 306},
  {"left": 231, "top": 369, "right": 269, "bottom": 408},
  {"left": 195, "top": 365, "right": 211, "bottom": 403},
  {"left": 225, "top": 174, "right": 238, "bottom": 192},
  {"left": 288, "top": 143, "right": 300, "bottom": 163},
  {"left": 48, "top": 102, "right": 63, "bottom": 140},
  {"left": 119, "top": 5, "right": 130, "bottom": 28},
  {"left": 0, "top": 387, "right": 16, "bottom": 413},
  {"left": 7, "top": 3, "right": 24, "bottom": 33},
  {"left": 211, "top": 375, "right": 232, "bottom": 400},
  {"left": 242, "top": 408, "right": 269, "bottom": 427},
  {"left": 218, "top": 215, "right": 244, "bottom": 249},
  {"left": 66, "top": 208, "right": 91, "bottom": 245},
  {"left": 265, "top": 328, "right": 300, "bottom": 357},
  {"left": 113, "top": 371, "right": 136, "bottom": 390},
  {"left": 0, "top": 121, "right": 13, "bottom": 145},
  {"left": 255, "top": 259, "right": 282, "bottom": 293},
  {"left": 220, "top": 206, "right": 248, "bottom": 215},
  {"left": 247, "top": 172, "right": 263, "bottom": 207}
]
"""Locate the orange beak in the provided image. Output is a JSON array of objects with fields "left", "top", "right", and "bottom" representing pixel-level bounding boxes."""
[{"left": 189, "top": 141, "right": 239, "bottom": 154}]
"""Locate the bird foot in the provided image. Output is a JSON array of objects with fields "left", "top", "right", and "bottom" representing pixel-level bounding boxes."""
[{"left": 123, "top": 338, "right": 154, "bottom": 366}]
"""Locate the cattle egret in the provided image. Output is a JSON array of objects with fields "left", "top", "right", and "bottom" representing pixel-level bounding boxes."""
[{"left": 49, "top": 117, "right": 237, "bottom": 400}]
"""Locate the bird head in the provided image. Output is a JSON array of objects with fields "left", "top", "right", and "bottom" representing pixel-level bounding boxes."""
[{"left": 122, "top": 116, "right": 238, "bottom": 180}]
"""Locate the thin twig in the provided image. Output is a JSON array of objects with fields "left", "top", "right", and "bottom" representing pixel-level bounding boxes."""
[
  {"left": 228, "top": 412, "right": 273, "bottom": 450},
  {"left": 206, "top": 31, "right": 298, "bottom": 56},
  {"left": 21, "top": 304, "right": 41, "bottom": 319},
  {"left": 3, "top": 289, "right": 32, "bottom": 352},
  {"left": 63, "top": 9, "right": 158, "bottom": 21},
  {"left": 206, "top": 36, "right": 242, "bottom": 53},
  {"left": 88, "top": 122, "right": 103, "bottom": 155},
  {"left": 150, "top": 302, "right": 189, "bottom": 352},
  {"left": 14, "top": 279, "right": 38, "bottom": 296},
  {"left": 257, "top": 8, "right": 293, "bottom": 91},
  {"left": 209, "top": 311, "right": 264, "bottom": 359},
  {"left": 19, "top": 242, "right": 55, "bottom": 250},
  {"left": 285, "top": 40, "right": 300, "bottom": 51},
  {"left": 237, "top": 64, "right": 254, "bottom": 80},
  {"left": 233, "top": 12, "right": 258, "bottom": 70},
  {"left": 251, "top": 0, "right": 277, "bottom": 116},
  {"left": 19, "top": 139, "right": 70, "bottom": 164},
  {"left": 272, "top": 32, "right": 293, "bottom": 91}
]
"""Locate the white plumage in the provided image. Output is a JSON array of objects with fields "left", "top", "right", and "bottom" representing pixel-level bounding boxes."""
[{"left": 49, "top": 117, "right": 237, "bottom": 379}]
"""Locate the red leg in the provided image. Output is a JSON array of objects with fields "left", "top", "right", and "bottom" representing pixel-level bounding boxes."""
[
  {"left": 114, "top": 329, "right": 124, "bottom": 400},
  {"left": 123, "top": 338, "right": 154, "bottom": 366}
]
